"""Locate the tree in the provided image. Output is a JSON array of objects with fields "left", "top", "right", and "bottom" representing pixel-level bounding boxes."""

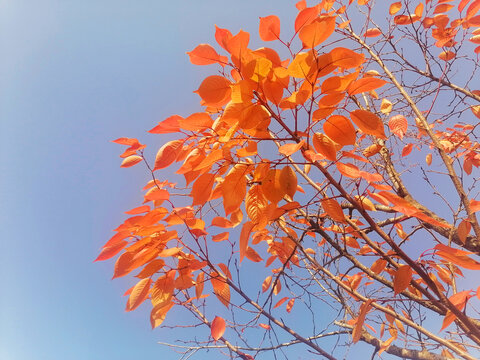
[{"left": 96, "top": 1, "right": 480, "bottom": 359}]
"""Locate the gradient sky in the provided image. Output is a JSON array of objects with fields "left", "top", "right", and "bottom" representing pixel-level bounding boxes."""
[{"left": 0, "top": 1, "right": 295, "bottom": 360}]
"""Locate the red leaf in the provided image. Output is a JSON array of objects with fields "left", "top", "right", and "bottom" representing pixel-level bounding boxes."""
[{"left": 402, "top": 143, "right": 413, "bottom": 157}]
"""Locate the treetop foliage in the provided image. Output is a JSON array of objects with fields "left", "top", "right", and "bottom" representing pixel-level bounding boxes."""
[{"left": 97, "top": 1, "right": 480, "bottom": 359}]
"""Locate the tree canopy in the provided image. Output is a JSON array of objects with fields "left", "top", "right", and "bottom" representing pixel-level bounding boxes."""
[{"left": 97, "top": 1, "right": 480, "bottom": 359}]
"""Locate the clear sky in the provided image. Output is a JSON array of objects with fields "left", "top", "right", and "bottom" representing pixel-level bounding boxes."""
[{"left": 0, "top": 1, "right": 294, "bottom": 360}]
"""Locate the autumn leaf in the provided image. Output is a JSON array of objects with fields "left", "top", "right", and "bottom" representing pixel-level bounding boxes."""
[
  {"left": 211, "top": 316, "right": 226, "bottom": 341},
  {"left": 154, "top": 139, "right": 183, "bottom": 170},
  {"left": 323, "top": 115, "right": 356, "bottom": 147},
  {"left": 187, "top": 44, "right": 228, "bottom": 66},
  {"left": 389, "top": 2, "right": 402, "bottom": 15},
  {"left": 350, "top": 110, "right": 386, "bottom": 139},
  {"left": 393, "top": 265, "right": 412, "bottom": 295},
  {"left": 389, "top": 115, "right": 408, "bottom": 139},
  {"left": 312, "top": 133, "right": 337, "bottom": 161},
  {"left": 126, "top": 278, "right": 152, "bottom": 312},
  {"left": 120, "top": 155, "right": 143, "bottom": 168},
  {"left": 347, "top": 77, "right": 388, "bottom": 95},
  {"left": 322, "top": 198, "right": 345, "bottom": 223},
  {"left": 352, "top": 299, "right": 373, "bottom": 343},
  {"left": 278, "top": 140, "right": 305, "bottom": 156},
  {"left": 259, "top": 15, "right": 281, "bottom": 41},
  {"left": 299, "top": 16, "right": 336, "bottom": 49},
  {"left": 195, "top": 75, "right": 232, "bottom": 106},
  {"left": 211, "top": 272, "right": 231, "bottom": 308}
]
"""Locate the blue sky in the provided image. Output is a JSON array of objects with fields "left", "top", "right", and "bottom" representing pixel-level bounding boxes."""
[{"left": 0, "top": 1, "right": 294, "bottom": 359}]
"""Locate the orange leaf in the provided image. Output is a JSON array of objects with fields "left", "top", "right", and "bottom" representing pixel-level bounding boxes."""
[
  {"left": 364, "top": 28, "right": 381, "bottom": 37},
  {"left": 434, "top": 4, "right": 454, "bottom": 14},
  {"left": 393, "top": 265, "right": 412, "bottom": 295},
  {"left": 245, "top": 247, "right": 263, "bottom": 262},
  {"left": 261, "top": 169, "right": 286, "bottom": 204},
  {"left": 149, "top": 115, "right": 181, "bottom": 134},
  {"left": 467, "top": 0, "right": 480, "bottom": 20},
  {"left": 313, "top": 133, "right": 337, "bottom": 161},
  {"left": 336, "top": 162, "right": 360, "bottom": 178},
  {"left": 196, "top": 75, "right": 232, "bottom": 106},
  {"left": 240, "top": 221, "right": 255, "bottom": 262},
  {"left": 294, "top": 6, "right": 319, "bottom": 33},
  {"left": 330, "top": 47, "right": 365, "bottom": 69},
  {"left": 278, "top": 140, "right": 305, "bottom": 156},
  {"left": 179, "top": 113, "right": 213, "bottom": 132},
  {"left": 195, "top": 272, "right": 205, "bottom": 298},
  {"left": 426, "top": 153, "right": 432, "bottom": 166},
  {"left": 187, "top": 44, "right": 227, "bottom": 66},
  {"left": 279, "top": 166, "right": 297, "bottom": 199},
  {"left": 435, "top": 248, "right": 480, "bottom": 270},
  {"left": 126, "top": 278, "right": 152, "bottom": 311},
  {"left": 352, "top": 299, "right": 373, "bottom": 343},
  {"left": 154, "top": 139, "right": 183, "bottom": 170},
  {"left": 144, "top": 188, "right": 169, "bottom": 203},
  {"left": 112, "top": 251, "right": 135, "bottom": 279},
  {"left": 150, "top": 302, "right": 174, "bottom": 329},
  {"left": 389, "top": 2, "right": 402, "bottom": 15},
  {"left": 348, "top": 77, "right": 388, "bottom": 95},
  {"left": 215, "top": 25, "right": 232, "bottom": 51},
  {"left": 471, "top": 199, "right": 480, "bottom": 212},
  {"left": 457, "top": 220, "right": 471, "bottom": 244},
  {"left": 222, "top": 173, "right": 248, "bottom": 215},
  {"left": 259, "top": 323, "right": 271, "bottom": 330},
  {"left": 211, "top": 272, "right": 231, "bottom": 308},
  {"left": 95, "top": 240, "right": 128, "bottom": 262},
  {"left": 439, "top": 51, "right": 455, "bottom": 61},
  {"left": 246, "top": 185, "right": 268, "bottom": 227},
  {"left": 259, "top": 15, "right": 281, "bottom": 41},
  {"left": 350, "top": 110, "right": 386, "bottom": 139},
  {"left": 363, "top": 144, "right": 382, "bottom": 158},
  {"left": 274, "top": 296, "right": 289, "bottom": 308},
  {"left": 286, "top": 298, "right": 295, "bottom": 313},
  {"left": 212, "top": 232, "right": 229, "bottom": 242},
  {"left": 121, "top": 155, "right": 143, "bottom": 168},
  {"left": 262, "top": 276, "right": 273, "bottom": 292},
  {"left": 323, "top": 115, "right": 356, "bottom": 147},
  {"left": 125, "top": 205, "right": 150, "bottom": 215},
  {"left": 211, "top": 316, "right": 226, "bottom": 341},
  {"left": 136, "top": 259, "right": 165, "bottom": 279},
  {"left": 191, "top": 173, "right": 216, "bottom": 206},
  {"left": 299, "top": 16, "right": 336, "bottom": 48},
  {"left": 389, "top": 115, "right": 408, "bottom": 139},
  {"left": 322, "top": 198, "right": 345, "bottom": 223}
]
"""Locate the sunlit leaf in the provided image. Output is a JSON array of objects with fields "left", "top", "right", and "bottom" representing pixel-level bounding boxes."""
[
  {"left": 259, "top": 15, "right": 281, "bottom": 41},
  {"left": 211, "top": 316, "right": 226, "bottom": 341}
]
